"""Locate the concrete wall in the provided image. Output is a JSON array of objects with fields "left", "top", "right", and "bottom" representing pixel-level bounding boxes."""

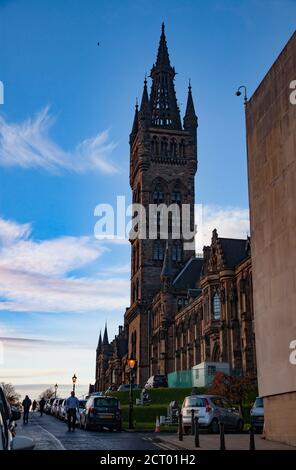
[{"left": 246, "top": 31, "right": 296, "bottom": 445}]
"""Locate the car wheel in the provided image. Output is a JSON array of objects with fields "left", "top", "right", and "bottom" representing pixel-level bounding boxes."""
[
  {"left": 183, "top": 426, "right": 190, "bottom": 435},
  {"left": 236, "top": 419, "right": 244, "bottom": 433},
  {"left": 210, "top": 418, "right": 220, "bottom": 434}
]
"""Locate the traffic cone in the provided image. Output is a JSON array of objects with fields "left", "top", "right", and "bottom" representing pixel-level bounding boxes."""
[{"left": 154, "top": 416, "right": 160, "bottom": 433}]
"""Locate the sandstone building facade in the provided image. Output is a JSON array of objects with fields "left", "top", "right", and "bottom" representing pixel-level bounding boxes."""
[{"left": 246, "top": 31, "right": 296, "bottom": 446}]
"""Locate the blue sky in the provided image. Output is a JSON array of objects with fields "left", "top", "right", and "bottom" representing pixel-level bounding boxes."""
[{"left": 0, "top": 0, "right": 295, "bottom": 389}]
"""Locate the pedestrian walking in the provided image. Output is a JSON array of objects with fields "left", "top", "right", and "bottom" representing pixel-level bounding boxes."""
[
  {"left": 65, "top": 391, "right": 79, "bottom": 431},
  {"left": 32, "top": 400, "right": 37, "bottom": 412},
  {"left": 39, "top": 397, "right": 46, "bottom": 417},
  {"left": 22, "top": 395, "right": 32, "bottom": 424}
]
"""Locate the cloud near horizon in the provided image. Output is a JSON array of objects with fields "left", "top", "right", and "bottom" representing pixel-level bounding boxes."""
[
  {"left": 0, "top": 107, "right": 118, "bottom": 174},
  {"left": 0, "top": 217, "right": 130, "bottom": 314}
]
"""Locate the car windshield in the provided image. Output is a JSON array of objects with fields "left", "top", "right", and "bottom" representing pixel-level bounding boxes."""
[
  {"left": 94, "top": 398, "right": 119, "bottom": 409},
  {"left": 254, "top": 397, "right": 264, "bottom": 408}
]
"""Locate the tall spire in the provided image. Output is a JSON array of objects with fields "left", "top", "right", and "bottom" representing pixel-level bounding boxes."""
[
  {"left": 130, "top": 99, "right": 139, "bottom": 142},
  {"left": 96, "top": 331, "right": 102, "bottom": 353},
  {"left": 156, "top": 22, "right": 171, "bottom": 67},
  {"left": 184, "top": 80, "right": 198, "bottom": 130},
  {"left": 150, "top": 23, "right": 181, "bottom": 129},
  {"left": 139, "top": 77, "right": 151, "bottom": 126},
  {"left": 103, "top": 323, "right": 109, "bottom": 345}
]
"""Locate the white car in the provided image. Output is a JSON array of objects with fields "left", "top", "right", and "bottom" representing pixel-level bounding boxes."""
[
  {"left": 76, "top": 399, "right": 87, "bottom": 425},
  {"left": 58, "top": 399, "right": 67, "bottom": 420},
  {"left": 181, "top": 394, "right": 243, "bottom": 434},
  {"left": 51, "top": 398, "right": 64, "bottom": 417}
]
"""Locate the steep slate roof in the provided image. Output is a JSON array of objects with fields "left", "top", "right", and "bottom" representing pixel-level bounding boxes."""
[
  {"left": 172, "top": 257, "right": 204, "bottom": 290},
  {"left": 219, "top": 238, "right": 249, "bottom": 269}
]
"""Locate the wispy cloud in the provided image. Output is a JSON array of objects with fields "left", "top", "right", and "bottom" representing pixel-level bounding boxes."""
[
  {"left": 196, "top": 204, "right": 250, "bottom": 252},
  {"left": 0, "top": 216, "right": 129, "bottom": 314},
  {"left": 1, "top": 368, "right": 69, "bottom": 379},
  {"left": 0, "top": 107, "right": 118, "bottom": 174}
]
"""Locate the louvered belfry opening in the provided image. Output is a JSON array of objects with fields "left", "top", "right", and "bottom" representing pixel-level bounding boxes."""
[{"left": 150, "top": 23, "right": 181, "bottom": 130}]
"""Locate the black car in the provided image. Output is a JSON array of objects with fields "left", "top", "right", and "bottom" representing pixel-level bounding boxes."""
[
  {"left": 80, "top": 395, "right": 122, "bottom": 431},
  {"left": 0, "top": 385, "right": 33, "bottom": 450},
  {"left": 145, "top": 375, "right": 168, "bottom": 388}
]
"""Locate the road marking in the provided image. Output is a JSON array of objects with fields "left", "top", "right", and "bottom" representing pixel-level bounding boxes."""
[
  {"left": 142, "top": 436, "right": 177, "bottom": 451},
  {"left": 36, "top": 425, "right": 65, "bottom": 450}
]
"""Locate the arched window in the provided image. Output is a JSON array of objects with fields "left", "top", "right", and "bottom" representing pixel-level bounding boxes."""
[
  {"left": 171, "top": 191, "right": 181, "bottom": 204},
  {"left": 213, "top": 292, "right": 221, "bottom": 320},
  {"left": 133, "top": 183, "right": 141, "bottom": 203},
  {"left": 131, "top": 331, "right": 137, "bottom": 357},
  {"left": 172, "top": 241, "right": 182, "bottom": 262},
  {"left": 178, "top": 139, "right": 186, "bottom": 158},
  {"left": 153, "top": 241, "right": 164, "bottom": 261},
  {"left": 153, "top": 186, "right": 164, "bottom": 204}
]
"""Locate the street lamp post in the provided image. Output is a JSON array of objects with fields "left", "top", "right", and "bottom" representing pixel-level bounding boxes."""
[
  {"left": 127, "top": 355, "right": 137, "bottom": 430},
  {"left": 72, "top": 373, "right": 77, "bottom": 393},
  {"left": 235, "top": 85, "right": 248, "bottom": 106},
  {"left": 54, "top": 383, "right": 58, "bottom": 398}
]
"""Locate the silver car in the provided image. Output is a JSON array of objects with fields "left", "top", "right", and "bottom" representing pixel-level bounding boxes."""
[
  {"left": 250, "top": 397, "right": 264, "bottom": 431},
  {"left": 181, "top": 394, "right": 243, "bottom": 433}
]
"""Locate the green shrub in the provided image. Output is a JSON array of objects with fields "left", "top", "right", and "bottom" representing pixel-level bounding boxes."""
[{"left": 106, "top": 387, "right": 206, "bottom": 407}]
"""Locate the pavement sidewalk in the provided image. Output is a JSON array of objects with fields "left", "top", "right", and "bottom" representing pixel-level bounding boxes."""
[
  {"left": 154, "top": 432, "right": 296, "bottom": 451},
  {"left": 16, "top": 413, "right": 65, "bottom": 450}
]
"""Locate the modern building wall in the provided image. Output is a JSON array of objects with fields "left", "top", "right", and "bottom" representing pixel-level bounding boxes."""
[{"left": 246, "top": 31, "right": 296, "bottom": 445}]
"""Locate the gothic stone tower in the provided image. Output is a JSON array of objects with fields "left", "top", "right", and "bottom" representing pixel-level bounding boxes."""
[{"left": 124, "top": 24, "right": 198, "bottom": 385}]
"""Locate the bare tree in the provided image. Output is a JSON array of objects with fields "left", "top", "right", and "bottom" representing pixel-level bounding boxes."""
[
  {"left": 0, "top": 382, "right": 21, "bottom": 405},
  {"left": 39, "top": 388, "right": 55, "bottom": 400}
]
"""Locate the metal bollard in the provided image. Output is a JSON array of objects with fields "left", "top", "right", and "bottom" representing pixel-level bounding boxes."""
[
  {"left": 178, "top": 412, "right": 183, "bottom": 441},
  {"left": 249, "top": 425, "right": 255, "bottom": 450},
  {"left": 191, "top": 409, "right": 195, "bottom": 435},
  {"left": 194, "top": 416, "right": 200, "bottom": 448},
  {"left": 219, "top": 421, "right": 226, "bottom": 450}
]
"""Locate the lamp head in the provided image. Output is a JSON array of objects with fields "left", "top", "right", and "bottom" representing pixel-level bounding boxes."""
[
  {"left": 72, "top": 373, "right": 77, "bottom": 384},
  {"left": 127, "top": 355, "right": 136, "bottom": 370},
  {"left": 235, "top": 90, "right": 242, "bottom": 97}
]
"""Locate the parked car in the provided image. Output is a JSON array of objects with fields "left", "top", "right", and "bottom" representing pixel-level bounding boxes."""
[
  {"left": 0, "top": 385, "right": 34, "bottom": 450},
  {"left": 76, "top": 399, "right": 87, "bottom": 424},
  {"left": 80, "top": 395, "right": 122, "bottom": 431},
  {"left": 145, "top": 375, "right": 168, "bottom": 389},
  {"left": 51, "top": 398, "right": 63, "bottom": 417},
  {"left": 57, "top": 399, "right": 67, "bottom": 420},
  {"left": 45, "top": 397, "right": 55, "bottom": 414},
  {"left": 250, "top": 397, "right": 264, "bottom": 431},
  {"left": 117, "top": 384, "right": 142, "bottom": 391},
  {"left": 181, "top": 395, "right": 243, "bottom": 434}
]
